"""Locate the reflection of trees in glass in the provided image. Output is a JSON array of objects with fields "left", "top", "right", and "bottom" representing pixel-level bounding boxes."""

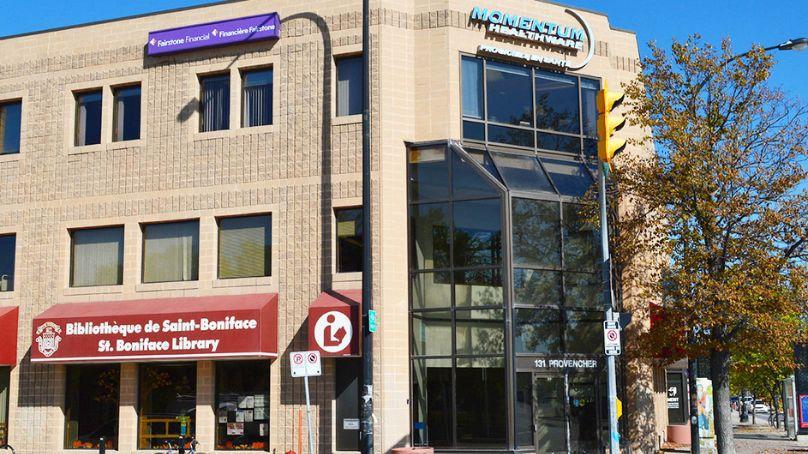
[
  {"left": 515, "top": 309, "right": 562, "bottom": 354},
  {"left": 514, "top": 269, "right": 562, "bottom": 306},
  {"left": 454, "top": 269, "right": 502, "bottom": 307},
  {"left": 563, "top": 204, "right": 599, "bottom": 273},
  {"left": 564, "top": 272, "right": 602, "bottom": 309},
  {"left": 453, "top": 227, "right": 501, "bottom": 268},
  {"left": 93, "top": 366, "right": 120, "bottom": 405},
  {"left": 411, "top": 204, "right": 450, "bottom": 270},
  {"left": 535, "top": 92, "right": 578, "bottom": 134},
  {"left": 565, "top": 310, "right": 603, "bottom": 354},
  {"left": 512, "top": 199, "right": 560, "bottom": 268},
  {"left": 456, "top": 309, "right": 504, "bottom": 356}
]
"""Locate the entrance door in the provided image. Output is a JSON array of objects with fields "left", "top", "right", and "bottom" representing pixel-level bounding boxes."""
[{"left": 533, "top": 372, "right": 604, "bottom": 454}]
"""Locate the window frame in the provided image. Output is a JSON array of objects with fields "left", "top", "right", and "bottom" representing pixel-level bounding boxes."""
[
  {"left": 140, "top": 219, "right": 200, "bottom": 284},
  {"left": 0, "top": 99, "right": 22, "bottom": 155},
  {"left": 240, "top": 66, "right": 274, "bottom": 128},
  {"left": 0, "top": 233, "right": 16, "bottom": 293},
  {"left": 111, "top": 84, "right": 142, "bottom": 142},
  {"left": 459, "top": 53, "right": 601, "bottom": 159},
  {"left": 334, "top": 54, "right": 364, "bottom": 117},
  {"left": 199, "top": 72, "right": 232, "bottom": 133},
  {"left": 69, "top": 225, "right": 125, "bottom": 288},
  {"left": 334, "top": 206, "right": 363, "bottom": 274},
  {"left": 216, "top": 213, "right": 272, "bottom": 280},
  {"left": 74, "top": 88, "right": 104, "bottom": 147}
]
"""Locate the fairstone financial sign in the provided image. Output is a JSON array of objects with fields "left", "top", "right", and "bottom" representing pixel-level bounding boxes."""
[
  {"left": 470, "top": 6, "right": 594, "bottom": 70},
  {"left": 147, "top": 12, "right": 281, "bottom": 56}
]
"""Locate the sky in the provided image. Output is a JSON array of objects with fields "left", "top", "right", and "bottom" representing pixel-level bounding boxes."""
[{"left": 0, "top": 0, "right": 806, "bottom": 99}]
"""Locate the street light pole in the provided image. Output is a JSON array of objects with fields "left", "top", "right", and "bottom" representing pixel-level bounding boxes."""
[{"left": 360, "top": 0, "right": 373, "bottom": 454}]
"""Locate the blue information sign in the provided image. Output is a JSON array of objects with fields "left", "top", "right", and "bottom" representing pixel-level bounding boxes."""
[{"left": 800, "top": 395, "right": 808, "bottom": 429}]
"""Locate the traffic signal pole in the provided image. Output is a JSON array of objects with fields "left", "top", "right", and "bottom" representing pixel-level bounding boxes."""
[{"left": 599, "top": 164, "right": 620, "bottom": 454}]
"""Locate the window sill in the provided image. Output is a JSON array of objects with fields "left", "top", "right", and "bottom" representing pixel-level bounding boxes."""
[
  {"left": 64, "top": 285, "right": 124, "bottom": 296},
  {"left": 108, "top": 138, "right": 144, "bottom": 149},
  {"left": 193, "top": 124, "right": 277, "bottom": 142},
  {"left": 0, "top": 152, "right": 21, "bottom": 163},
  {"left": 136, "top": 280, "right": 200, "bottom": 292},
  {"left": 0, "top": 291, "right": 15, "bottom": 300},
  {"left": 212, "top": 275, "right": 274, "bottom": 288},
  {"left": 67, "top": 143, "right": 105, "bottom": 155},
  {"left": 332, "top": 114, "right": 362, "bottom": 126},
  {"left": 333, "top": 271, "right": 362, "bottom": 284}
]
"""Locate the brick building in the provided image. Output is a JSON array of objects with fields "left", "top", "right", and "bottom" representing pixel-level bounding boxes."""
[{"left": 0, "top": 0, "right": 669, "bottom": 452}]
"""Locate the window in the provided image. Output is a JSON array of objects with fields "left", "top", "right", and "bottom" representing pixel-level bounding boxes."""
[
  {"left": 0, "top": 100, "right": 21, "bottom": 154},
  {"left": 667, "top": 371, "right": 687, "bottom": 425},
  {"left": 461, "top": 55, "right": 600, "bottom": 156},
  {"left": 218, "top": 215, "right": 271, "bottom": 279},
  {"left": 215, "top": 361, "right": 269, "bottom": 451},
  {"left": 142, "top": 221, "right": 199, "bottom": 283},
  {"left": 113, "top": 85, "right": 141, "bottom": 141},
  {"left": 0, "top": 367, "right": 8, "bottom": 446},
  {"left": 70, "top": 227, "right": 124, "bottom": 287},
  {"left": 200, "top": 74, "right": 230, "bottom": 132},
  {"left": 75, "top": 90, "right": 102, "bottom": 146},
  {"left": 336, "top": 55, "right": 363, "bottom": 116},
  {"left": 242, "top": 68, "right": 273, "bottom": 127},
  {"left": 64, "top": 365, "right": 120, "bottom": 450},
  {"left": 335, "top": 208, "right": 363, "bottom": 273},
  {"left": 0, "top": 234, "right": 14, "bottom": 292},
  {"left": 138, "top": 363, "right": 196, "bottom": 450}
]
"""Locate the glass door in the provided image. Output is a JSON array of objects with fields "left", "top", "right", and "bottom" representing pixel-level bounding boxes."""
[{"left": 532, "top": 374, "right": 567, "bottom": 453}]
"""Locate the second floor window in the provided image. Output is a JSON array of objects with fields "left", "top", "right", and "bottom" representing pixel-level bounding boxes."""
[
  {"left": 71, "top": 226, "right": 124, "bottom": 287},
  {"left": 0, "top": 100, "right": 21, "bottom": 154},
  {"left": 0, "top": 234, "right": 14, "bottom": 292},
  {"left": 336, "top": 55, "right": 363, "bottom": 116},
  {"left": 75, "top": 90, "right": 102, "bottom": 146},
  {"left": 113, "top": 85, "right": 141, "bottom": 141},
  {"left": 242, "top": 68, "right": 273, "bottom": 127},
  {"left": 335, "top": 208, "right": 363, "bottom": 273},
  {"left": 200, "top": 74, "right": 230, "bottom": 132},
  {"left": 142, "top": 221, "right": 199, "bottom": 283},
  {"left": 218, "top": 215, "right": 271, "bottom": 279}
]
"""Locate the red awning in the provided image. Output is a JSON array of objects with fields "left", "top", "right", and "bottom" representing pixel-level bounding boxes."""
[
  {"left": 0, "top": 306, "right": 18, "bottom": 366},
  {"left": 308, "top": 290, "right": 361, "bottom": 357},
  {"left": 31, "top": 294, "right": 278, "bottom": 363}
]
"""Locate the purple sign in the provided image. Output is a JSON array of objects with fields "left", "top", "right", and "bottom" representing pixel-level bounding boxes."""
[{"left": 147, "top": 13, "right": 281, "bottom": 56}]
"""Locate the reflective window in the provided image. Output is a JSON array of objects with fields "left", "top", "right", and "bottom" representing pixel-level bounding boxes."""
[
  {"left": 512, "top": 199, "right": 561, "bottom": 268},
  {"left": 565, "top": 272, "right": 603, "bottom": 309},
  {"left": 456, "top": 357, "right": 507, "bottom": 447},
  {"left": 454, "top": 269, "right": 502, "bottom": 307},
  {"left": 485, "top": 61, "right": 532, "bottom": 127},
  {"left": 412, "top": 358, "right": 452, "bottom": 447},
  {"left": 113, "top": 85, "right": 141, "bottom": 141},
  {"left": 0, "top": 101, "right": 21, "bottom": 154},
  {"left": 411, "top": 311, "right": 452, "bottom": 356},
  {"left": 541, "top": 157, "right": 595, "bottom": 198},
  {"left": 335, "top": 208, "right": 363, "bottom": 273},
  {"left": 537, "top": 132, "right": 580, "bottom": 154},
  {"left": 563, "top": 204, "right": 600, "bottom": 273},
  {"left": 456, "top": 309, "right": 504, "bottom": 356},
  {"left": 451, "top": 151, "right": 498, "bottom": 199},
  {"left": 242, "top": 68, "right": 273, "bottom": 127},
  {"left": 65, "top": 365, "right": 120, "bottom": 450},
  {"left": 533, "top": 375, "right": 568, "bottom": 451},
  {"left": 488, "top": 124, "right": 534, "bottom": 147},
  {"left": 70, "top": 227, "right": 124, "bottom": 287},
  {"left": 489, "top": 151, "right": 554, "bottom": 194},
  {"left": 336, "top": 55, "right": 363, "bottom": 116},
  {"left": 75, "top": 90, "right": 102, "bottom": 146},
  {"left": 513, "top": 268, "right": 562, "bottom": 307},
  {"left": 408, "top": 146, "right": 448, "bottom": 202},
  {"left": 412, "top": 272, "right": 452, "bottom": 309},
  {"left": 142, "top": 221, "right": 199, "bottom": 283},
  {"left": 453, "top": 199, "right": 502, "bottom": 267},
  {"left": 410, "top": 203, "right": 450, "bottom": 270},
  {"left": 461, "top": 56, "right": 483, "bottom": 119},
  {"left": 514, "top": 308, "right": 562, "bottom": 354},
  {"left": 138, "top": 363, "right": 196, "bottom": 450},
  {"left": 581, "top": 78, "right": 600, "bottom": 138},
  {"left": 535, "top": 72, "right": 579, "bottom": 134},
  {"left": 200, "top": 74, "right": 230, "bottom": 132},
  {"left": 565, "top": 310, "right": 604, "bottom": 354},
  {"left": 0, "top": 235, "right": 15, "bottom": 292},
  {"left": 0, "top": 367, "right": 8, "bottom": 446},
  {"left": 218, "top": 215, "right": 271, "bottom": 279},
  {"left": 462, "top": 120, "right": 485, "bottom": 141},
  {"left": 215, "top": 361, "right": 269, "bottom": 451}
]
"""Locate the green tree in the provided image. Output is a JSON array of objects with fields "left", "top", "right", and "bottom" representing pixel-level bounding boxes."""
[{"left": 614, "top": 35, "right": 808, "bottom": 453}]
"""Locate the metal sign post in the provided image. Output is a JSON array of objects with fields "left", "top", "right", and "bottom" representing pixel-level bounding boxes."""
[
  {"left": 291, "top": 350, "right": 322, "bottom": 454},
  {"left": 599, "top": 163, "right": 620, "bottom": 453}
]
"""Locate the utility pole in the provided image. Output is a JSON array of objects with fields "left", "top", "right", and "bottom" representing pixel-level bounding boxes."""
[{"left": 360, "top": 0, "right": 373, "bottom": 452}]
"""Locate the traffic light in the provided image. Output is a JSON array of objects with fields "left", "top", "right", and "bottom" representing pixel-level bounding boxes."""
[{"left": 597, "top": 80, "right": 626, "bottom": 168}]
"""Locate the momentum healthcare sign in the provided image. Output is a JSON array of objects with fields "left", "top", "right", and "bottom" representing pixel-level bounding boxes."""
[
  {"left": 147, "top": 12, "right": 281, "bottom": 56},
  {"left": 470, "top": 6, "right": 594, "bottom": 70}
]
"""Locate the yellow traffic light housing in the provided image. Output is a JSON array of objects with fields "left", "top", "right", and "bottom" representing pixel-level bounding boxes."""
[{"left": 597, "top": 81, "right": 626, "bottom": 168}]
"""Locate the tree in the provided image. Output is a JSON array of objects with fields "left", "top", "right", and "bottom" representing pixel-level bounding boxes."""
[
  {"left": 730, "top": 349, "right": 794, "bottom": 428},
  {"left": 613, "top": 35, "right": 808, "bottom": 453}
]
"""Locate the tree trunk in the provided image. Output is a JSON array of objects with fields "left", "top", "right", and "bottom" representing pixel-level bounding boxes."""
[{"left": 711, "top": 349, "right": 735, "bottom": 454}]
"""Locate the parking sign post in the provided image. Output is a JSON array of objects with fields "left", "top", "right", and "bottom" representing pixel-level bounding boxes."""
[{"left": 291, "top": 350, "right": 321, "bottom": 454}]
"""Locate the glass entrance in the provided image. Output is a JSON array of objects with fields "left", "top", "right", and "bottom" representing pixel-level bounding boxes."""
[{"left": 533, "top": 372, "right": 605, "bottom": 454}]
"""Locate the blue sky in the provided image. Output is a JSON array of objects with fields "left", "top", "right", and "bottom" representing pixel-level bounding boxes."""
[{"left": 0, "top": 0, "right": 806, "bottom": 99}]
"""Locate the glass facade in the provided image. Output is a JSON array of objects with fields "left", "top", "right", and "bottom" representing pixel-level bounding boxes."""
[{"left": 409, "top": 55, "right": 608, "bottom": 452}]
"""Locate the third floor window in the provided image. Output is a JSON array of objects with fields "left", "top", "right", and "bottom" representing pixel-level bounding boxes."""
[{"left": 0, "top": 100, "right": 21, "bottom": 154}]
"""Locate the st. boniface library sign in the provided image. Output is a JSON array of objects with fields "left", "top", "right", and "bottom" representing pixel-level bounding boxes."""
[{"left": 469, "top": 5, "right": 595, "bottom": 70}]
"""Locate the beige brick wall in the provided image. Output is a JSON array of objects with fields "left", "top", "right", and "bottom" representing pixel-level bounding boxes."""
[{"left": 0, "top": 0, "right": 657, "bottom": 452}]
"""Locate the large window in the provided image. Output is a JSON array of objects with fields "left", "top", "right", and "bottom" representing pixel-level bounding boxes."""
[
  {"left": 461, "top": 55, "right": 599, "bottom": 156},
  {"left": 142, "top": 221, "right": 199, "bottom": 283},
  {"left": 336, "top": 55, "right": 363, "bottom": 116},
  {"left": 65, "top": 365, "right": 120, "bottom": 450},
  {"left": 75, "top": 90, "right": 102, "bottom": 146},
  {"left": 242, "top": 68, "right": 273, "bottom": 127},
  {"left": 0, "top": 234, "right": 15, "bottom": 292},
  {"left": 138, "top": 363, "right": 196, "bottom": 450},
  {"left": 70, "top": 227, "right": 124, "bottom": 287},
  {"left": 200, "top": 74, "right": 230, "bottom": 132},
  {"left": 0, "top": 367, "right": 8, "bottom": 446},
  {"left": 409, "top": 144, "right": 506, "bottom": 448},
  {"left": 218, "top": 215, "right": 271, "bottom": 279},
  {"left": 0, "top": 100, "right": 21, "bottom": 154},
  {"left": 335, "top": 207, "right": 363, "bottom": 273},
  {"left": 113, "top": 85, "right": 141, "bottom": 141},
  {"left": 215, "top": 361, "right": 269, "bottom": 451}
]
